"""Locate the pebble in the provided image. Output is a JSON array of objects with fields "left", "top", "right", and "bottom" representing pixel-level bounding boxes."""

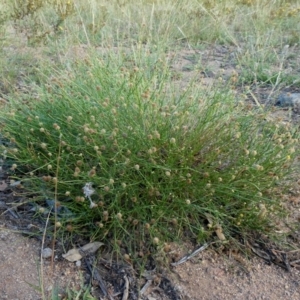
[
  {"left": 276, "top": 93, "right": 300, "bottom": 107},
  {"left": 41, "top": 247, "right": 53, "bottom": 258},
  {"left": 75, "top": 260, "right": 81, "bottom": 267}
]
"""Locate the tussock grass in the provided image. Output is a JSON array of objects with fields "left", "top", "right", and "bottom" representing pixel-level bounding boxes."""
[
  {"left": 0, "top": 3, "right": 299, "bottom": 300},
  {"left": 1, "top": 50, "right": 299, "bottom": 254},
  {"left": 0, "top": 0, "right": 299, "bottom": 270}
]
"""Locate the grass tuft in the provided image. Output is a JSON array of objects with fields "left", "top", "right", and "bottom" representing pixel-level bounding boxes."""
[{"left": 1, "top": 51, "right": 299, "bottom": 255}]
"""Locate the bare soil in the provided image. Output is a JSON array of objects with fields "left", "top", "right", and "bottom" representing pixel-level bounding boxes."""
[{"left": 1, "top": 227, "right": 300, "bottom": 300}]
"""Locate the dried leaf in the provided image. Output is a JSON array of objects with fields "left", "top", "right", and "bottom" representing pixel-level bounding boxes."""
[
  {"left": 62, "top": 242, "right": 104, "bottom": 262},
  {"left": 62, "top": 248, "right": 82, "bottom": 262},
  {"left": 81, "top": 242, "right": 104, "bottom": 254}
]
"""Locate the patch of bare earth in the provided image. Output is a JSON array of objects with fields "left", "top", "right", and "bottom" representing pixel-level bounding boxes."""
[
  {"left": 1, "top": 229, "right": 300, "bottom": 299},
  {"left": 171, "top": 246, "right": 300, "bottom": 300}
]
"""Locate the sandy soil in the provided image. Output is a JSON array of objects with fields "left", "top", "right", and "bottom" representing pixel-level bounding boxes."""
[{"left": 1, "top": 228, "right": 300, "bottom": 300}]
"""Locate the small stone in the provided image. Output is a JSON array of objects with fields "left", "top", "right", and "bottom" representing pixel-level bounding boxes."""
[
  {"left": 75, "top": 260, "right": 81, "bottom": 267},
  {"left": 41, "top": 247, "right": 53, "bottom": 259},
  {"left": 47, "top": 285, "right": 53, "bottom": 292},
  {"left": 276, "top": 93, "right": 300, "bottom": 107}
]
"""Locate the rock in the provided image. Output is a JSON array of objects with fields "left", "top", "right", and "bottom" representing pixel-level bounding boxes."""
[
  {"left": 276, "top": 93, "right": 300, "bottom": 107},
  {"left": 75, "top": 260, "right": 81, "bottom": 267},
  {"left": 41, "top": 247, "right": 53, "bottom": 259}
]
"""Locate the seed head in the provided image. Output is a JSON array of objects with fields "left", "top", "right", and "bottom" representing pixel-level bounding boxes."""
[
  {"left": 153, "top": 237, "right": 159, "bottom": 244},
  {"left": 289, "top": 147, "right": 295, "bottom": 154},
  {"left": 53, "top": 123, "right": 60, "bottom": 130},
  {"left": 254, "top": 164, "right": 264, "bottom": 171},
  {"left": 66, "top": 225, "right": 73, "bottom": 232},
  {"left": 170, "top": 138, "right": 176, "bottom": 144},
  {"left": 153, "top": 131, "right": 160, "bottom": 139},
  {"left": 164, "top": 243, "right": 171, "bottom": 253},
  {"left": 171, "top": 218, "right": 178, "bottom": 225},
  {"left": 134, "top": 164, "right": 140, "bottom": 171},
  {"left": 55, "top": 221, "right": 62, "bottom": 228},
  {"left": 235, "top": 132, "right": 241, "bottom": 139},
  {"left": 132, "top": 219, "right": 139, "bottom": 226},
  {"left": 97, "top": 222, "right": 104, "bottom": 228},
  {"left": 88, "top": 167, "right": 96, "bottom": 177}
]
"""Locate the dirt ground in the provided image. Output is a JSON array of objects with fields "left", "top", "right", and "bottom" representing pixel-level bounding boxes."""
[
  {"left": 1, "top": 227, "right": 300, "bottom": 300},
  {"left": 1, "top": 44, "right": 300, "bottom": 300}
]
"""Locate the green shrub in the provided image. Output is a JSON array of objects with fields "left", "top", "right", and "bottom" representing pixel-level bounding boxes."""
[{"left": 1, "top": 54, "right": 298, "bottom": 254}]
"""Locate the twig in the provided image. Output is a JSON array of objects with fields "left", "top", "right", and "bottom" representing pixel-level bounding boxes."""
[
  {"left": 40, "top": 209, "right": 52, "bottom": 300},
  {"left": 51, "top": 136, "right": 62, "bottom": 272},
  {"left": 122, "top": 275, "right": 129, "bottom": 300},
  {"left": 248, "top": 89, "right": 263, "bottom": 110},
  {"left": 171, "top": 243, "right": 209, "bottom": 266},
  {"left": 140, "top": 280, "right": 152, "bottom": 296},
  {"left": 290, "top": 259, "right": 300, "bottom": 265},
  {"left": 84, "top": 257, "right": 112, "bottom": 299},
  {"left": 281, "top": 253, "right": 291, "bottom": 272}
]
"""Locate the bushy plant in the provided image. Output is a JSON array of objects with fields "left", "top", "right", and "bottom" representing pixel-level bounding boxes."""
[{"left": 1, "top": 54, "right": 298, "bottom": 254}]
